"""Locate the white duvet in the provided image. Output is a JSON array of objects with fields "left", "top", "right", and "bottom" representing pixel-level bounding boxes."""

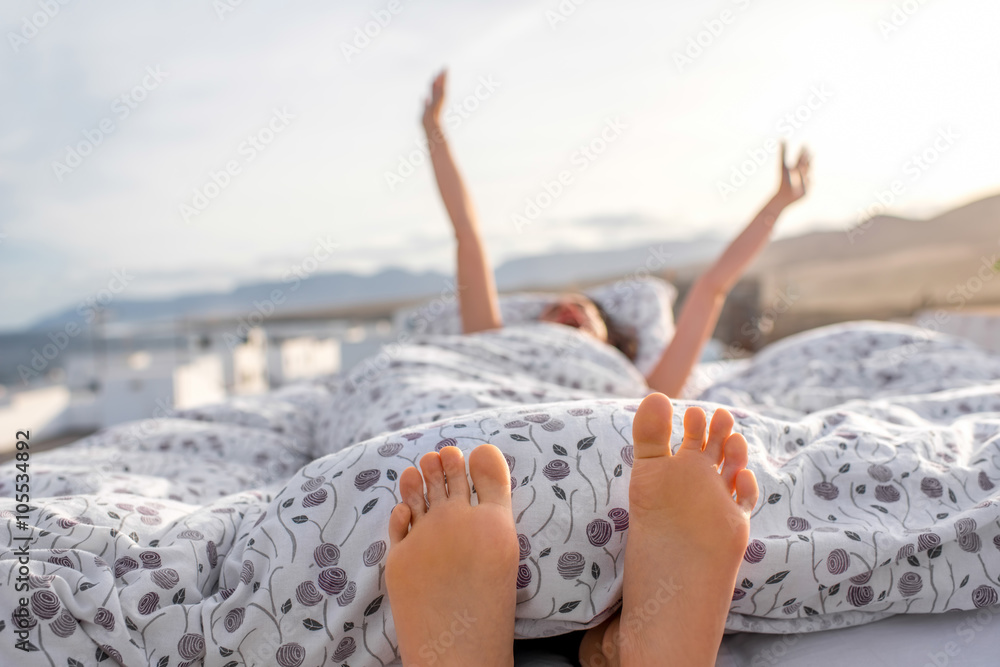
[{"left": 2, "top": 321, "right": 999, "bottom": 666}]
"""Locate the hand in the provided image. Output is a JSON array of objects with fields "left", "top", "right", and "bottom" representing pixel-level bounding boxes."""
[
  {"left": 422, "top": 70, "right": 447, "bottom": 134},
  {"left": 773, "top": 142, "right": 810, "bottom": 207}
]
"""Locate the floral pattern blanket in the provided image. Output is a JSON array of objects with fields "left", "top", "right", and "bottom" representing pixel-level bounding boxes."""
[{"left": 2, "top": 321, "right": 1000, "bottom": 666}]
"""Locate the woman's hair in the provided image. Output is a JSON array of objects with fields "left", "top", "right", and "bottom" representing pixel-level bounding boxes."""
[{"left": 593, "top": 301, "right": 639, "bottom": 362}]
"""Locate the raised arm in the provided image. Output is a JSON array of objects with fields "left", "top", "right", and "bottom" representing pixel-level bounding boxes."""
[
  {"left": 422, "top": 71, "right": 502, "bottom": 335},
  {"left": 645, "top": 144, "right": 811, "bottom": 397}
]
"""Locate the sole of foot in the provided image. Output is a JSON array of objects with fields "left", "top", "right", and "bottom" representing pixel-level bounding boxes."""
[
  {"left": 615, "top": 393, "right": 759, "bottom": 667},
  {"left": 386, "top": 443, "right": 518, "bottom": 667}
]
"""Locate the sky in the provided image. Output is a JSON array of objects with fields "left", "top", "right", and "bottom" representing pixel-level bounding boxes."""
[{"left": 1, "top": 0, "right": 998, "bottom": 330}]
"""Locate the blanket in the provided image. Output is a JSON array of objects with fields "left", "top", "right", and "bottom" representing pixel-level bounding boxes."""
[{"left": 2, "top": 321, "right": 999, "bottom": 666}]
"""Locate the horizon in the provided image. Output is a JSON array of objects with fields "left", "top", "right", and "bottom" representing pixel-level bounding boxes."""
[{"left": 2, "top": 0, "right": 999, "bottom": 330}]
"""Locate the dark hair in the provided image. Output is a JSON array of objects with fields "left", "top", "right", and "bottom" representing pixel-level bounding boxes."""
[{"left": 593, "top": 301, "right": 639, "bottom": 362}]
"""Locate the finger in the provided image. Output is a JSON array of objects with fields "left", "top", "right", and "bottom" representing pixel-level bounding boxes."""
[
  {"left": 797, "top": 148, "right": 811, "bottom": 170},
  {"left": 779, "top": 141, "right": 788, "bottom": 169}
]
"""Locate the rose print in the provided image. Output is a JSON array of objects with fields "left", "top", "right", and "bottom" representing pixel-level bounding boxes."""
[
  {"left": 557, "top": 552, "right": 586, "bottom": 579},
  {"left": 586, "top": 519, "right": 613, "bottom": 547},
  {"left": 972, "top": 585, "right": 998, "bottom": 608},
  {"left": 813, "top": 482, "right": 839, "bottom": 500},
  {"left": 542, "top": 460, "right": 571, "bottom": 481},
  {"left": 517, "top": 534, "right": 531, "bottom": 561},
  {"left": 314, "top": 543, "right": 340, "bottom": 568},
  {"left": 49, "top": 610, "right": 77, "bottom": 638},
  {"left": 333, "top": 638, "right": 356, "bottom": 661},
  {"left": 363, "top": 541, "right": 387, "bottom": 567},
  {"left": 917, "top": 533, "right": 941, "bottom": 552},
  {"left": 296, "top": 581, "right": 323, "bottom": 607},
  {"left": 897, "top": 572, "right": 923, "bottom": 597},
  {"left": 318, "top": 568, "right": 348, "bottom": 595},
  {"left": 826, "top": 548, "right": 850, "bottom": 575},
  {"left": 94, "top": 607, "right": 116, "bottom": 631},
  {"left": 276, "top": 642, "right": 306, "bottom": 667},
  {"left": 177, "top": 633, "right": 206, "bottom": 660},
  {"left": 354, "top": 469, "right": 381, "bottom": 491},
  {"left": 608, "top": 508, "right": 629, "bottom": 532},
  {"left": 866, "top": 464, "right": 892, "bottom": 482},
  {"left": 920, "top": 477, "right": 943, "bottom": 498},
  {"left": 847, "top": 585, "right": 874, "bottom": 607},
  {"left": 151, "top": 568, "right": 179, "bottom": 589},
  {"left": 517, "top": 564, "right": 532, "bottom": 589},
  {"left": 786, "top": 517, "right": 810, "bottom": 532},
  {"left": 744, "top": 540, "right": 766, "bottom": 564},
  {"left": 224, "top": 607, "right": 245, "bottom": 632}
]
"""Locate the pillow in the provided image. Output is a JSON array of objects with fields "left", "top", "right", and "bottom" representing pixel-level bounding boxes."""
[{"left": 392, "top": 277, "right": 677, "bottom": 376}]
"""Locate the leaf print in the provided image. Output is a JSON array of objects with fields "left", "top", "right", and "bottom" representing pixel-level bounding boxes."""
[
  {"left": 558, "top": 601, "right": 581, "bottom": 613},
  {"left": 828, "top": 583, "right": 840, "bottom": 595},
  {"left": 961, "top": 575, "right": 970, "bottom": 588},
  {"left": 613, "top": 464, "right": 622, "bottom": 477},
  {"left": 845, "top": 531, "right": 862, "bottom": 542},
  {"left": 302, "top": 618, "right": 323, "bottom": 631},
  {"left": 856, "top": 484, "right": 866, "bottom": 494},
  {"left": 364, "top": 595, "right": 384, "bottom": 617},
  {"left": 948, "top": 488, "right": 958, "bottom": 503},
  {"left": 928, "top": 545, "right": 943, "bottom": 559},
  {"left": 552, "top": 485, "right": 567, "bottom": 500},
  {"left": 741, "top": 578, "right": 753, "bottom": 589},
  {"left": 553, "top": 445, "right": 568, "bottom": 456},
  {"left": 362, "top": 498, "right": 379, "bottom": 514},
  {"left": 510, "top": 434, "right": 529, "bottom": 442},
  {"left": 838, "top": 463, "right": 850, "bottom": 473},
  {"left": 766, "top": 571, "right": 790, "bottom": 585},
  {"left": 291, "top": 515, "right": 308, "bottom": 524},
  {"left": 344, "top": 621, "right": 354, "bottom": 631},
  {"left": 767, "top": 493, "right": 781, "bottom": 504},
  {"left": 539, "top": 547, "right": 551, "bottom": 558},
  {"left": 172, "top": 589, "right": 186, "bottom": 604},
  {"left": 281, "top": 598, "right": 292, "bottom": 614},
  {"left": 592, "top": 562, "right": 601, "bottom": 580},
  {"left": 282, "top": 498, "right": 294, "bottom": 508},
  {"left": 907, "top": 555, "right": 920, "bottom": 567},
  {"left": 387, "top": 469, "right": 398, "bottom": 481},
  {"left": 577, "top": 436, "right": 596, "bottom": 451}
]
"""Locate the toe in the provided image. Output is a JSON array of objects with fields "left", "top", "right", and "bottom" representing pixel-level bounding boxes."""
[
  {"left": 704, "top": 408, "right": 734, "bottom": 464},
  {"left": 400, "top": 466, "right": 427, "bottom": 520},
  {"left": 419, "top": 452, "right": 448, "bottom": 504},
  {"left": 468, "top": 444, "right": 512, "bottom": 508},
  {"left": 679, "top": 406, "right": 708, "bottom": 453},
  {"left": 720, "top": 433, "right": 749, "bottom": 490},
  {"left": 735, "top": 468, "right": 759, "bottom": 513},
  {"left": 439, "top": 446, "right": 471, "bottom": 502},
  {"left": 388, "top": 503, "right": 411, "bottom": 545},
  {"left": 632, "top": 393, "right": 674, "bottom": 459}
]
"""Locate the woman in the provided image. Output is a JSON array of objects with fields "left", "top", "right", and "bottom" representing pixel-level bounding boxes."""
[
  {"left": 419, "top": 70, "right": 810, "bottom": 398},
  {"left": 384, "top": 71, "right": 811, "bottom": 666}
]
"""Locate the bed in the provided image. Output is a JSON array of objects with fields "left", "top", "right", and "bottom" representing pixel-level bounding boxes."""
[{"left": 2, "top": 278, "right": 999, "bottom": 666}]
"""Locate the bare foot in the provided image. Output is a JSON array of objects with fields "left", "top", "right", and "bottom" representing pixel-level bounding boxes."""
[
  {"left": 581, "top": 393, "right": 759, "bottom": 666},
  {"left": 386, "top": 444, "right": 518, "bottom": 667}
]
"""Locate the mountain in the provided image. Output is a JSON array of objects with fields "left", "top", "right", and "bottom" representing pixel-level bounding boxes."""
[{"left": 26, "top": 239, "right": 726, "bottom": 331}]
